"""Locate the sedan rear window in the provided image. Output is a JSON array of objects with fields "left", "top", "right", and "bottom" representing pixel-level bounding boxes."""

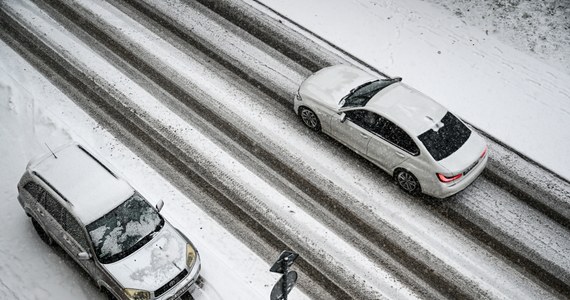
[{"left": 418, "top": 112, "right": 471, "bottom": 161}]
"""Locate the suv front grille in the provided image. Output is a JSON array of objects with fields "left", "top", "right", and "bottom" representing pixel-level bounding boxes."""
[{"left": 154, "top": 269, "right": 188, "bottom": 297}]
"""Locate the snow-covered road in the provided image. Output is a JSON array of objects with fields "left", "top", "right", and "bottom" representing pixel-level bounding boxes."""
[{"left": 1, "top": 0, "right": 569, "bottom": 299}]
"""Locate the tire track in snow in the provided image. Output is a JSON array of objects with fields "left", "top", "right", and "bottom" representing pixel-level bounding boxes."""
[
  {"left": 193, "top": 0, "right": 570, "bottom": 295},
  {"left": 2, "top": 0, "right": 564, "bottom": 298},
  {"left": 0, "top": 5, "right": 350, "bottom": 300},
  {"left": 37, "top": 0, "right": 564, "bottom": 296},
  {"left": 27, "top": 0, "right": 456, "bottom": 298}
]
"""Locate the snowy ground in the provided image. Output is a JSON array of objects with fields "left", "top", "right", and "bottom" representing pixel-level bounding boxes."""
[
  {"left": 1, "top": 0, "right": 569, "bottom": 299},
  {"left": 425, "top": 0, "right": 570, "bottom": 73}
]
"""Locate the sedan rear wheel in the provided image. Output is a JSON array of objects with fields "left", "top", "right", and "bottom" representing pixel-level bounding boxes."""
[
  {"left": 395, "top": 169, "right": 421, "bottom": 195},
  {"left": 299, "top": 107, "right": 321, "bottom": 132}
]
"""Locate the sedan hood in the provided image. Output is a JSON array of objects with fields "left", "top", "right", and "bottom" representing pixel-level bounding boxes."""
[
  {"left": 300, "top": 64, "right": 377, "bottom": 110},
  {"left": 102, "top": 222, "right": 187, "bottom": 291},
  {"left": 438, "top": 131, "right": 486, "bottom": 174}
]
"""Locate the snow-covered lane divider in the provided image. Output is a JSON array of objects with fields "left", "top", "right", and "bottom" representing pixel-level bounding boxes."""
[
  {"left": 33, "top": 0, "right": 456, "bottom": 298},
  {"left": 181, "top": 0, "right": 570, "bottom": 293},
  {"left": 0, "top": 41, "right": 276, "bottom": 300},
  {"left": 205, "top": 0, "right": 570, "bottom": 232},
  {"left": 212, "top": 0, "right": 570, "bottom": 227},
  {"left": 113, "top": 0, "right": 308, "bottom": 102},
  {"left": 457, "top": 179, "right": 570, "bottom": 286},
  {"left": 0, "top": 1, "right": 417, "bottom": 299},
  {"left": 34, "top": 0, "right": 568, "bottom": 298},
  {"left": 43, "top": 0, "right": 568, "bottom": 298}
]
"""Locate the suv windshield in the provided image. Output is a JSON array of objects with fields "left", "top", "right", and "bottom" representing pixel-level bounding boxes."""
[
  {"left": 418, "top": 112, "right": 471, "bottom": 161},
  {"left": 341, "top": 79, "right": 399, "bottom": 108},
  {"left": 86, "top": 193, "right": 164, "bottom": 264}
]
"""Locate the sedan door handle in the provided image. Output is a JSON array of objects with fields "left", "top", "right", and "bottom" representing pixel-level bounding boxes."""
[{"left": 395, "top": 151, "right": 406, "bottom": 158}]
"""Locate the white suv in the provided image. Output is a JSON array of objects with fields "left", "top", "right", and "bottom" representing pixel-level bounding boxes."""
[{"left": 17, "top": 143, "right": 201, "bottom": 299}]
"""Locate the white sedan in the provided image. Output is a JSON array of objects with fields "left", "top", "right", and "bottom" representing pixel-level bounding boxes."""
[{"left": 294, "top": 64, "right": 488, "bottom": 198}]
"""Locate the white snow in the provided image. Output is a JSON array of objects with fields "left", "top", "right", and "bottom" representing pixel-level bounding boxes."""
[{"left": 1, "top": 0, "right": 570, "bottom": 299}]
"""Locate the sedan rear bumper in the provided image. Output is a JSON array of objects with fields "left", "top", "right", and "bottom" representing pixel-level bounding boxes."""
[{"left": 427, "top": 154, "right": 488, "bottom": 198}]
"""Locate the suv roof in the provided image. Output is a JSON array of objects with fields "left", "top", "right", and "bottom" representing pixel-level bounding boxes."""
[{"left": 28, "top": 144, "right": 134, "bottom": 224}]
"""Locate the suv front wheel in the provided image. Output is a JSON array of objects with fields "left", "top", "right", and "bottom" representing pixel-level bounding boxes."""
[{"left": 32, "top": 218, "right": 54, "bottom": 246}]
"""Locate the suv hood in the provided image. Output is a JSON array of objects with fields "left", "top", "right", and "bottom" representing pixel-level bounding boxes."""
[
  {"left": 437, "top": 131, "right": 486, "bottom": 174},
  {"left": 300, "top": 64, "right": 376, "bottom": 110},
  {"left": 102, "top": 222, "right": 187, "bottom": 291}
]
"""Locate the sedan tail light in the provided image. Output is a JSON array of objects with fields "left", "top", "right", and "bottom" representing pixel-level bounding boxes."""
[
  {"left": 437, "top": 173, "right": 462, "bottom": 183},
  {"left": 480, "top": 145, "right": 488, "bottom": 158}
]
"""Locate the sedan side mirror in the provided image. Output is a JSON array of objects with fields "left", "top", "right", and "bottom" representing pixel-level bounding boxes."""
[
  {"left": 77, "top": 252, "right": 91, "bottom": 261},
  {"left": 339, "top": 112, "right": 347, "bottom": 123},
  {"left": 156, "top": 200, "right": 164, "bottom": 212}
]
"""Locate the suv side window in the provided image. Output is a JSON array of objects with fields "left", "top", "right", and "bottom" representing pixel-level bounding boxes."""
[
  {"left": 42, "top": 193, "right": 65, "bottom": 224},
  {"left": 375, "top": 118, "right": 420, "bottom": 155},
  {"left": 24, "top": 181, "right": 45, "bottom": 200},
  {"left": 64, "top": 212, "right": 89, "bottom": 250}
]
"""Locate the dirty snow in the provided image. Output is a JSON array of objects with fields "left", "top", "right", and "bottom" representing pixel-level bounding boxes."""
[{"left": 1, "top": 0, "right": 570, "bottom": 299}]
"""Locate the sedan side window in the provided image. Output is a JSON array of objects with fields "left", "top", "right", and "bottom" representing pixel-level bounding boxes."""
[
  {"left": 64, "top": 212, "right": 89, "bottom": 250},
  {"left": 345, "top": 110, "right": 383, "bottom": 132},
  {"left": 375, "top": 118, "right": 420, "bottom": 155},
  {"left": 42, "top": 193, "right": 65, "bottom": 224}
]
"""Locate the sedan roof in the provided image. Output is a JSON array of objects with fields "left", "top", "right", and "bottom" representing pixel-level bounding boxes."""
[
  {"left": 29, "top": 144, "right": 134, "bottom": 224},
  {"left": 366, "top": 82, "right": 448, "bottom": 136}
]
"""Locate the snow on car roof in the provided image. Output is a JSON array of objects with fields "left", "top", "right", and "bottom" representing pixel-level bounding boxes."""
[
  {"left": 366, "top": 82, "right": 448, "bottom": 136},
  {"left": 30, "top": 144, "right": 134, "bottom": 224}
]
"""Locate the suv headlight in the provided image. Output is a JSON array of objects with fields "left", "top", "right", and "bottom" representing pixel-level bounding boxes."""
[
  {"left": 186, "top": 244, "right": 197, "bottom": 268},
  {"left": 124, "top": 288, "right": 151, "bottom": 300}
]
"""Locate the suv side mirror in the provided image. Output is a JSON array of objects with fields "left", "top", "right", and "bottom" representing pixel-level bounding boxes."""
[
  {"left": 339, "top": 112, "right": 347, "bottom": 123},
  {"left": 155, "top": 200, "right": 164, "bottom": 212},
  {"left": 77, "top": 252, "right": 91, "bottom": 260}
]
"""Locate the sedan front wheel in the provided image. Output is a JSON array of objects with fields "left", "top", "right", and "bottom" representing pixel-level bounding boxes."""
[{"left": 299, "top": 107, "right": 321, "bottom": 132}]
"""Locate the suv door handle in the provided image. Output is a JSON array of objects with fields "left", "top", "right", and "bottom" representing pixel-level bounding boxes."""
[
  {"left": 360, "top": 133, "right": 369, "bottom": 138},
  {"left": 395, "top": 151, "right": 405, "bottom": 158}
]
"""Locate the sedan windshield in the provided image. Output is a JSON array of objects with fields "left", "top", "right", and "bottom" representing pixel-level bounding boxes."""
[
  {"left": 418, "top": 112, "right": 471, "bottom": 161},
  {"left": 341, "top": 79, "right": 398, "bottom": 108},
  {"left": 86, "top": 193, "right": 164, "bottom": 264}
]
